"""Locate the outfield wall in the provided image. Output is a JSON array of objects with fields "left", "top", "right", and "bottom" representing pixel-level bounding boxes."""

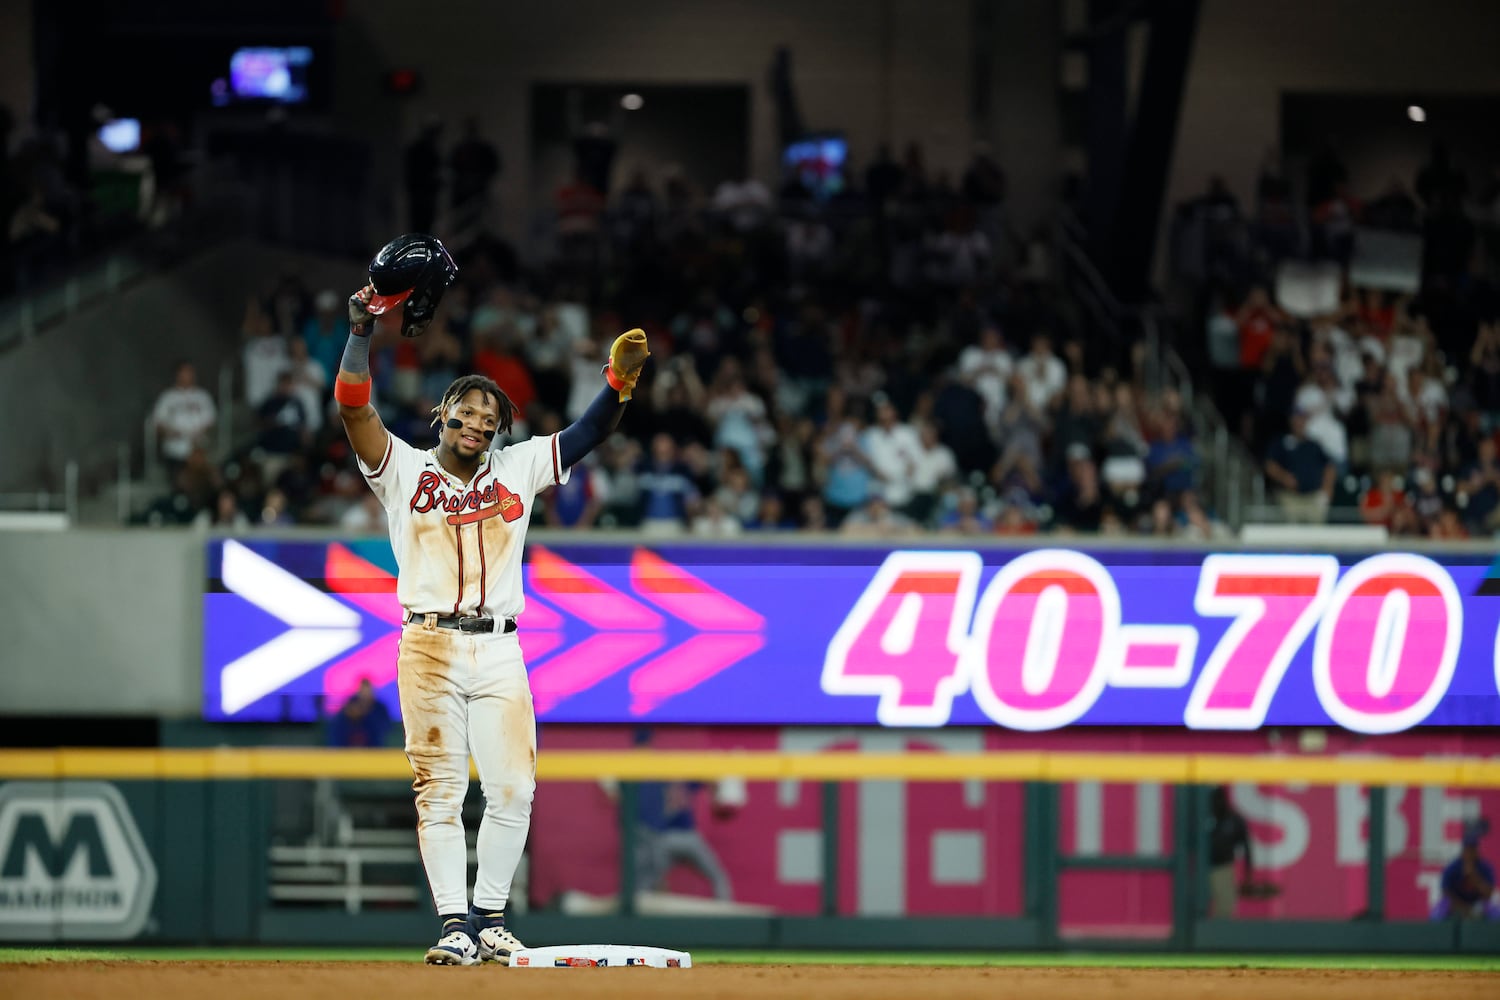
[
  {"left": 2, "top": 530, "right": 1499, "bottom": 951},
  {"left": 0, "top": 745, "right": 1498, "bottom": 952}
]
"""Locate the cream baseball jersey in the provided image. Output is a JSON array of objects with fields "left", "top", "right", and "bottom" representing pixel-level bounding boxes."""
[{"left": 358, "top": 433, "right": 570, "bottom": 619}]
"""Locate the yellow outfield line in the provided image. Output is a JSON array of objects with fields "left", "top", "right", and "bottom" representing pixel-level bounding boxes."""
[{"left": 0, "top": 748, "right": 1496, "bottom": 787}]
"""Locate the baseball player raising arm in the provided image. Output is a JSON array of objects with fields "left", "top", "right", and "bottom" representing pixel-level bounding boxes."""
[{"left": 333, "top": 234, "right": 650, "bottom": 966}]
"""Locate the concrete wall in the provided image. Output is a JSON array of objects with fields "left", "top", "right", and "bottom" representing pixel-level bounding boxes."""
[
  {"left": 0, "top": 529, "right": 202, "bottom": 715},
  {"left": 333, "top": 0, "right": 975, "bottom": 248}
]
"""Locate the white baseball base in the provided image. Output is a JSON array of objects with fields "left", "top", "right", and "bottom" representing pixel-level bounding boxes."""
[{"left": 509, "top": 945, "right": 692, "bottom": 969}]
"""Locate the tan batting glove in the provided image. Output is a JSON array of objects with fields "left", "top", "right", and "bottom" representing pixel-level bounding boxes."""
[{"left": 604, "top": 328, "right": 650, "bottom": 401}]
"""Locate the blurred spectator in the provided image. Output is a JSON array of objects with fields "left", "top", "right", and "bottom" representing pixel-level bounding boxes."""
[
  {"left": 863, "top": 398, "right": 922, "bottom": 512},
  {"left": 937, "top": 487, "right": 992, "bottom": 535},
  {"left": 1430, "top": 819, "right": 1498, "bottom": 922},
  {"left": 747, "top": 493, "right": 794, "bottom": 532},
  {"left": 1015, "top": 332, "right": 1066, "bottom": 411},
  {"left": 1054, "top": 446, "right": 1105, "bottom": 533},
  {"left": 958, "top": 325, "right": 1013, "bottom": 426},
  {"left": 449, "top": 116, "right": 501, "bottom": 238},
  {"left": 151, "top": 361, "right": 217, "bottom": 473},
  {"left": 282, "top": 337, "right": 328, "bottom": 435},
  {"left": 1461, "top": 438, "right": 1500, "bottom": 535},
  {"left": 839, "top": 495, "right": 914, "bottom": 538},
  {"left": 1430, "top": 505, "right": 1469, "bottom": 541},
  {"left": 327, "top": 678, "right": 394, "bottom": 748},
  {"left": 908, "top": 421, "right": 959, "bottom": 526},
  {"left": 340, "top": 491, "right": 388, "bottom": 534},
  {"left": 1359, "top": 470, "right": 1406, "bottom": 530},
  {"left": 691, "top": 496, "right": 743, "bottom": 537},
  {"left": 1408, "top": 465, "right": 1444, "bottom": 534},
  {"left": 242, "top": 296, "right": 287, "bottom": 410},
  {"left": 472, "top": 331, "right": 537, "bottom": 428},
  {"left": 1176, "top": 490, "right": 1231, "bottom": 540},
  {"left": 605, "top": 731, "right": 734, "bottom": 903},
  {"left": 707, "top": 363, "right": 774, "bottom": 482},
  {"left": 818, "top": 389, "right": 875, "bottom": 524},
  {"left": 1293, "top": 360, "right": 1350, "bottom": 472},
  {"left": 303, "top": 289, "right": 347, "bottom": 382},
  {"left": 255, "top": 370, "right": 311, "bottom": 481},
  {"left": 1265, "top": 410, "right": 1334, "bottom": 524},
  {"left": 1146, "top": 412, "right": 1198, "bottom": 498},
  {"left": 1366, "top": 372, "right": 1415, "bottom": 474},
  {"left": 194, "top": 487, "right": 250, "bottom": 530},
  {"left": 403, "top": 117, "right": 443, "bottom": 233},
  {"left": 259, "top": 486, "right": 294, "bottom": 527},
  {"left": 1207, "top": 786, "right": 1254, "bottom": 919},
  {"left": 636, "top": 434, "right": 697, "bottom": 536}
]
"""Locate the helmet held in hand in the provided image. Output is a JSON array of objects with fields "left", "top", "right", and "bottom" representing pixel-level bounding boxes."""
[{"left": 366, "top": 233, "right": 458, "bottom": 338}]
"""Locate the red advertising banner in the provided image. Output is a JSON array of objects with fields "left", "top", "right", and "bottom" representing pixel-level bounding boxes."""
[{"left": 528, "top": 727, "right": 1500, "bottom": 934}]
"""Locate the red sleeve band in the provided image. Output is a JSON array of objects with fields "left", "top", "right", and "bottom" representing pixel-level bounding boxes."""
[
  {"left": 334, "top": 378, "right": 372, "bottom": 407},
  {"left": 602, "top": 361, "right": 627, "bottom": 392}
]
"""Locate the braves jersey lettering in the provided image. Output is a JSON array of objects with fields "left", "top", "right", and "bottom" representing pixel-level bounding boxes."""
[
  {"left": 409, "top": 471, "right": 526, "bottom": 524},
  {"left": 358, "top": 433, "right": 568, "bottom": 618}
]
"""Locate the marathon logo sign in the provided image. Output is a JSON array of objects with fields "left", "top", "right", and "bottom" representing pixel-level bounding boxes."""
[{"left": 0, "top": 783, "right": 157, "bottom": 940}]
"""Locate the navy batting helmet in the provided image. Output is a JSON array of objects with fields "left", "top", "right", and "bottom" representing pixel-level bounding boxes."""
[{"left": 365, "top": 233, "right": 458, "bottom": 337}]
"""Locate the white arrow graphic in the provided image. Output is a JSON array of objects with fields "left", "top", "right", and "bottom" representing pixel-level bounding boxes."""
[{"left": 220, "top": 539, "right": 363, "bottom": 714}]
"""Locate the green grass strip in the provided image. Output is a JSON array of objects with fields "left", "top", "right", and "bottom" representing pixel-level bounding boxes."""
[{"left": 1, "top": 948, "right": 1497, "bottom": 970}]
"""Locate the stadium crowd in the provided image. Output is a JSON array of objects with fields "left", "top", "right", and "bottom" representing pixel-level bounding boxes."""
[
  {"left": 1175, "top": 139, "right": 1500, "bottom": 535},
  {"left": 139, "top": 130, "right": 1500, "bottom": 539}
]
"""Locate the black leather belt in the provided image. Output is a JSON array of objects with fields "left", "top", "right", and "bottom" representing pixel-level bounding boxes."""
[{"left": 406, "top": 612, "right": 517, "bottom": 634}]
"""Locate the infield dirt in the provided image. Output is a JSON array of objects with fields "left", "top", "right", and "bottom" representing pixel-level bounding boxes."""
[{"left": 2, "top": 961, "right": 1497, "bottom": 1000}]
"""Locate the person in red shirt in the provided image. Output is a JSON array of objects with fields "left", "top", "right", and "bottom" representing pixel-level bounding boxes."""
[
  {"left": 471, "top": 333, "right": 537, "bottom": 424},
  {"left": 1235, "top": 286, "right": 1283, "bottom": 370},
  {"left": 1359, "top": 469, "right": 1406, "bottom": 529}
]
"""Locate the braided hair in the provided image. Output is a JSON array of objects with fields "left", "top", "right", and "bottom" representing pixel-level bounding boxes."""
[{"left": 431, "top": 374, "right": 517, "bottom": 437}]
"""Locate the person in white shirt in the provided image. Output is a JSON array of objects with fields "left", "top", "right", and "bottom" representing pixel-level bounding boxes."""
[
  {"left": 958, "top": 326, "right": 1014, "bottom": 426},
  {"left": 862, "top": 398, "right": 924, "bottom": 510},
  {"left": 1016, "top": 333, "right": 1067, "bottom": 412},
  {"left": 908, "top": 420, "right": 959, "bottom": 524},
  {"left": 282, "top": 336, "right": 328, "bottom": 434},
  {"left": 152, "top": 361, "right": 217, "bottom": 467},
  {"left": 241, "top": 296, "right": 288, "bottom": 410},
  {"left": 1293, "top": 365, "right": 1350, "bottom": 469}
]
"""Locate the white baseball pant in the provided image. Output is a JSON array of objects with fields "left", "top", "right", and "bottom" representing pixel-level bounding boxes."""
[{"left": 396, "top": 617, "right": 536, "bottom": 916}]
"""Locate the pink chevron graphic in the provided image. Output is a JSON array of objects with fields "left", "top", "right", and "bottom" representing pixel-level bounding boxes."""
[
  {"left": 518, "top": 628, "right": 565, "bottom": 665},
  {"left": 325, "top": 544, "right": 403, "bottom": 621},
  {"left": 518, "top": 597, "right": 566, "bottom": 631},
  {"left": 322, "top": 632, "right": 400, "bottom": 706},
  {"left": 630, "top": 548, "right": 766, "bottom": 631},
  {"left": 529, "top": 631, "right": 664, "bottom": 714},
  {"left": 629, "top": 632, "right": 766, "bottom": 715},
  {"left": 528, "top": 546, "right": 663, "bottom": 631}
]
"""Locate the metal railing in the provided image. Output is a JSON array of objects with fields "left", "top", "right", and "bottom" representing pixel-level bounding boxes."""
[
  {"left": 1054, "top": 209, "right": 1263, "bottom": 528},
  {"left": 0, "top": 461, "right": 79, "bottom": 527}
]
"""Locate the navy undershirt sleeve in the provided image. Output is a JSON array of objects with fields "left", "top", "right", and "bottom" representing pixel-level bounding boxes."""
[{"left": 556, "top": 382, "right": 626, "bottom": 469}]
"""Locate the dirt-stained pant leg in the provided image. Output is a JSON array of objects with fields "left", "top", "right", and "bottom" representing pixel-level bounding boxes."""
[
  {"left": 467, "top": 630, "right": 537, "bottom": 912},
  {"left": 397, "top": 623, "right": 473, "bottom": 915}
]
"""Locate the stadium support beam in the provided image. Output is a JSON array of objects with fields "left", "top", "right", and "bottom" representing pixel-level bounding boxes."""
[{"left": 1109, "top": 0, "right": 1200, "bottom": 302}]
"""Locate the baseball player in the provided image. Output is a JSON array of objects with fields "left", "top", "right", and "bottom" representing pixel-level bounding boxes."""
[{"left": 333, "top": 233, "right": 650, "bottom": 966}]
